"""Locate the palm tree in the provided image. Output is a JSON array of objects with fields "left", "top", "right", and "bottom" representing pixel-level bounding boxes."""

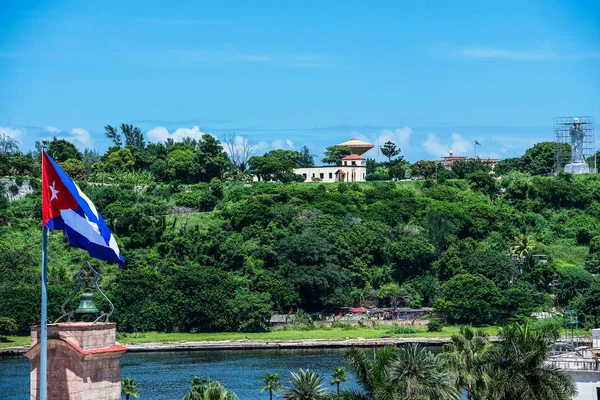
[
  {"left": 121, "top": 377, "right": 139, "bottom": 400},
  {"left": 391, "top": 343, "right": 460, "bottom": 400},
  {"left": 344, "top": 344, "right": 459, "bottom": 400},
  {"left": 281, "top": 369, "right": 330, "bottom": 400},
  {"left": 344, "top": 345, "right": 398, "bottom": 399},
  {"left": 442, "top": 325, "right": 493, "bottom": 400},
  {"left": 511, "top": 234, "right": 534, "bottom": 260},
  {"left": 261, "top": 372, "right": 282, "bottom": 400},
  {"left": 330, "top": 366, "right": 350, "bottom": 395},
  {"left": 184, "top": 377, "right": 238, "bottom": 400},
  {"left": 485, "top": 322, "right": 577, "bottom": 400}
]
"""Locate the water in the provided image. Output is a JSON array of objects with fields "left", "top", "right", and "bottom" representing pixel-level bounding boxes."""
[{"left": 0, "top": 348, "right": 361, "bottom": 399}]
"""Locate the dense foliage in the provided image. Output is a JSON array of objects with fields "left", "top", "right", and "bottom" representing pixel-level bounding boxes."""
[{"left": 1, "top": 130, "right": 600, "bottom": 334}]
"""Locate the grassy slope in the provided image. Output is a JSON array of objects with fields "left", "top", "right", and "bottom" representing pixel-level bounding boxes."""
[{"left": 1, "top": 326, "right": 502, "bottom": 348}]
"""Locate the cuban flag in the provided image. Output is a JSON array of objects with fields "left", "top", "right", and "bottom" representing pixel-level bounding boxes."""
[{"left": 42, "top": 150, "right": 124, "bottom": 266}]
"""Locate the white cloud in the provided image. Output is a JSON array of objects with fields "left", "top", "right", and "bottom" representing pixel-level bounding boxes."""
[
  {"left": 422, "top": 132, "right": 473, "bottom": 157},
  {"left": 422, "top": 134, "right": 446, "bottom": 157},
  {"left": 457, "top": 46, "right": 552, "bottom": 61},
  {"left": 271, "top": 139, "right": 295, "bottom": 150},
  {"left": 45, "top": 126, "right": 60, "bottom": 133},
  {"left": 0, "top": 126, "right": 24, "bottom": 142},
  {"left": 350, "top": 127, "right": 413, "bottom": 157},
  {"left": 70, "top": 128, "right": 92, "bottom": 148},
  {"left": 441, "top": 45, "right": 600, "bottom": 61},
  {"left": 377, "top": 127, "right": 412, "bottom": 149},
  {"left": 256, "top": 141, "right": 270, "bottom": 152},
  {"left": 147, "top": 125, "right": 208, "bottom": 142}
]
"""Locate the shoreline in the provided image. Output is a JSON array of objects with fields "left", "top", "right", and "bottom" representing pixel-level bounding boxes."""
[{"left": 0, "top": 336, "right": 463, "bottom": 357}]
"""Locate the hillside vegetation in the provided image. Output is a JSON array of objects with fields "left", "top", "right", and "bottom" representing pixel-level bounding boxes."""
[
  {"left": 2, "top": 173, "right": 600, "bottom": 334},
  {"left": 1, "top": 128, "right": 600, "bottom": 335}
]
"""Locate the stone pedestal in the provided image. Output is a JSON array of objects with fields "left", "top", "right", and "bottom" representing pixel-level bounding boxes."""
[
  {"left": 564, "top": 162, "right": 590, "bottom": 174},
  {"left": 24, "top": 322, "right": 127, "bottom": 400}
]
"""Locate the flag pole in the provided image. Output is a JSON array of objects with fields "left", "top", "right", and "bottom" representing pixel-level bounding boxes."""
[
  {"left": 40, "top": 227, "right": 48, "bottom": 400},
  {"left": 40, "top": 148, "right": 48, "bottom": 400}
]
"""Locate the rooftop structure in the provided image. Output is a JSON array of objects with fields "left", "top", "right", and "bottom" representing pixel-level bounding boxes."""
[
  {"left": 337, "top": 138, "right": 374, "bottom": 155},
  {"left": 435, "top": 150, "right": 499, "bottom": 169}
]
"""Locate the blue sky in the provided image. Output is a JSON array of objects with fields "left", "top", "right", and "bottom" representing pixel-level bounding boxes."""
[{"left": 1, "top": 0, "right": 599, "bottom": 161}]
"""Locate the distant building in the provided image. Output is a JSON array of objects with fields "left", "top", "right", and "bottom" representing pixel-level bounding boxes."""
[
  {"left": 255, "top": 138, "right": 373, "bottom": 183},
  {"left": 435, "top": 149, "right": 499, "bottom": 169},
  {"left": 294, "top": 139, "right": 372, "bottom": 183}
]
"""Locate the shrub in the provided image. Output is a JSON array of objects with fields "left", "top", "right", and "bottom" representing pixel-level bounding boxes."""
[
  {"left": 14, "top": 176, "right": 24, "bottom": 186},
  {"left": 0, "top": 317, "right": 18, "bottom": 341},
  {"left": 365, "top": 172, "right": 389, "bottom": 181},
  {"left": 427, "top": 318, "right": 444, "bottom": 332},
  {"left": 388, "top": 325, "right": 419, "bottom": 334},
  {"left": 8, "top": 184, "right": 18, "bottom": 196}
]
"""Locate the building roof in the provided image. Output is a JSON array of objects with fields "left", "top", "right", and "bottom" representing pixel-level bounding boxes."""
[
  {"left": 342, "top": 154, "right": 366, "bottom": 161},
  {"left": 335, "top": 169, "right": 346, "bottom": 175},
  {"left": 337, "top": 138, "right": 374, "bottom": 155}
]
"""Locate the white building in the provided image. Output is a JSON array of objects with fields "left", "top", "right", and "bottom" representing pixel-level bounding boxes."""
[
  {"left": 295, "top": 154, "right": 367, "bottom": 183},
  {"left": 253, "top": 138, "right": 374, "bottom": 183}
]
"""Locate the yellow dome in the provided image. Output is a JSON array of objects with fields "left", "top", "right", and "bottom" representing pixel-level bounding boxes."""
[{"left": 337, "top": 138, "right": 374, "bottom": 155}]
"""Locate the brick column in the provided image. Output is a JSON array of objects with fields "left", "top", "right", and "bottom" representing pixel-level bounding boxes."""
[{"left": 24, "top": 322, "right": 127, "bottom": 400}]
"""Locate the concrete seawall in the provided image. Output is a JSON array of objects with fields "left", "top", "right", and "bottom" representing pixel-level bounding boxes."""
[{"left": 0, "top": 336, "right": 468, "bottom": 356}]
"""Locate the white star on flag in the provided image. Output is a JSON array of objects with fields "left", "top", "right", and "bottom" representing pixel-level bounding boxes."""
[{"left": 49, "top": 181, "right": 59, "bottom": 201}]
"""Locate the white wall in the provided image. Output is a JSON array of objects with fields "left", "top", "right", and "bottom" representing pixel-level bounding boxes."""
[
  {"left": 294, "top": 166, "right": 367, "bottom": 183},
  {"left": 571, "top": 371, "right": 600, "bottom": 400}
]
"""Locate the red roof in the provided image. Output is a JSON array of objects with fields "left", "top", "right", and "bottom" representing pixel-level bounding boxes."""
[
  {"left": 342, "top": 154, "right": 366, "bottom": 161},
  {"left": 350, "top": 307, "right": 367, "bottom": 313},
  {"left": 335, "top": 169, "right": 346, "bottom": 175}
]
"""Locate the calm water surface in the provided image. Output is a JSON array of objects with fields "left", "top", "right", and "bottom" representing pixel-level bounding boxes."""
[{"left": 0, "top": 348, "right": 362, "bottom": 399}]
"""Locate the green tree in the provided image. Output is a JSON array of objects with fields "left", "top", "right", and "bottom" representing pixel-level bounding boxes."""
[
  {"left": 46, "top": 137, "right": 82, "bottom": 162},
  {"left": 0, "top": 316, "right": 18, "bottom": 340},
  {"left": 299, "top": 145, "right": 315, "bottom": 167},
  {"left": 344, "top": 345, "right": 459, "bottom": 400},
  {"left": 494, "top": 157, "right": 523, "bottom": 176},
  {"left": 442, "top": 326, "right": 494, "bottom": 400},
  {"left": 391, "top": 343, "right": 460, "bottom": 400},
  {"left": 104, "top": 124, "right": 122, "bottom": 147},
  {"left": 510, "top": 234, "right": 534, "bottom": 260},
  {"left": 104, "top": 148, "right": 135, "bottom": 172},
  {"left": 436, "top": 274, "right": 501, "bottom": 325},
  {"left": 60, "top": 158, "right": 86, "bottom": 180},
  {"left": 344, "top": 346, "right": 397, "bottom": 399},
  {"left": 500, "top": 280, "right": 552, "bottom": 320},
  {"left": 467, "top": 170, "right": 497, "bottom": 198},
  {"left": 121, "top": 123, "right": 145, "bottom": 149},
  {"left": 184, "top": 377, "right": 238, "bottom": 400},
  {"left": 121, "top": 377, "right": 140, "bottom": 400},
  {"left": 82, "top": 148, "right": 100, "bottom": 171},
  {"left": 411, "top": 160, "right": 439, "bottom": 179},
  {"left": 380, "top": 141, "right": 401, "bottom": 162},
  {"left": 322, "top": 145, "right": 351, "bottom": 166},
  {"left": 584, "top": 235, "right": 600, "bottom": 274},
  {"left": 462, "top": 249, "right": 514, "bottom": 289},
  {"left": 451, "top": 159, "right": 490, "bottom": 179},
  {"left": 249, "top": 150, "right": 301, "bottom": 181},
  {"left": 196, "top": 134, "right": 230, "bottom": 182},
  {"left": 166, "top": 149, "right": 197, "bottom": 183},
  {"left": 261, "top": 372, "right": 282, "bottom": 400},
  {"left": 282, "top": 369, "right": 330, "bottom": 400},
  {"left": 486, "top": 322, "right": 576, "bottom": 400},
  {"left": 555, "top": 266, "right": 596, "bottom": 307},
  {"left": 521, "top": 141, "right": 570, "bottom": 175},
  {"left": 330, "top": 367, "right": 349, "bottom": 395}
]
